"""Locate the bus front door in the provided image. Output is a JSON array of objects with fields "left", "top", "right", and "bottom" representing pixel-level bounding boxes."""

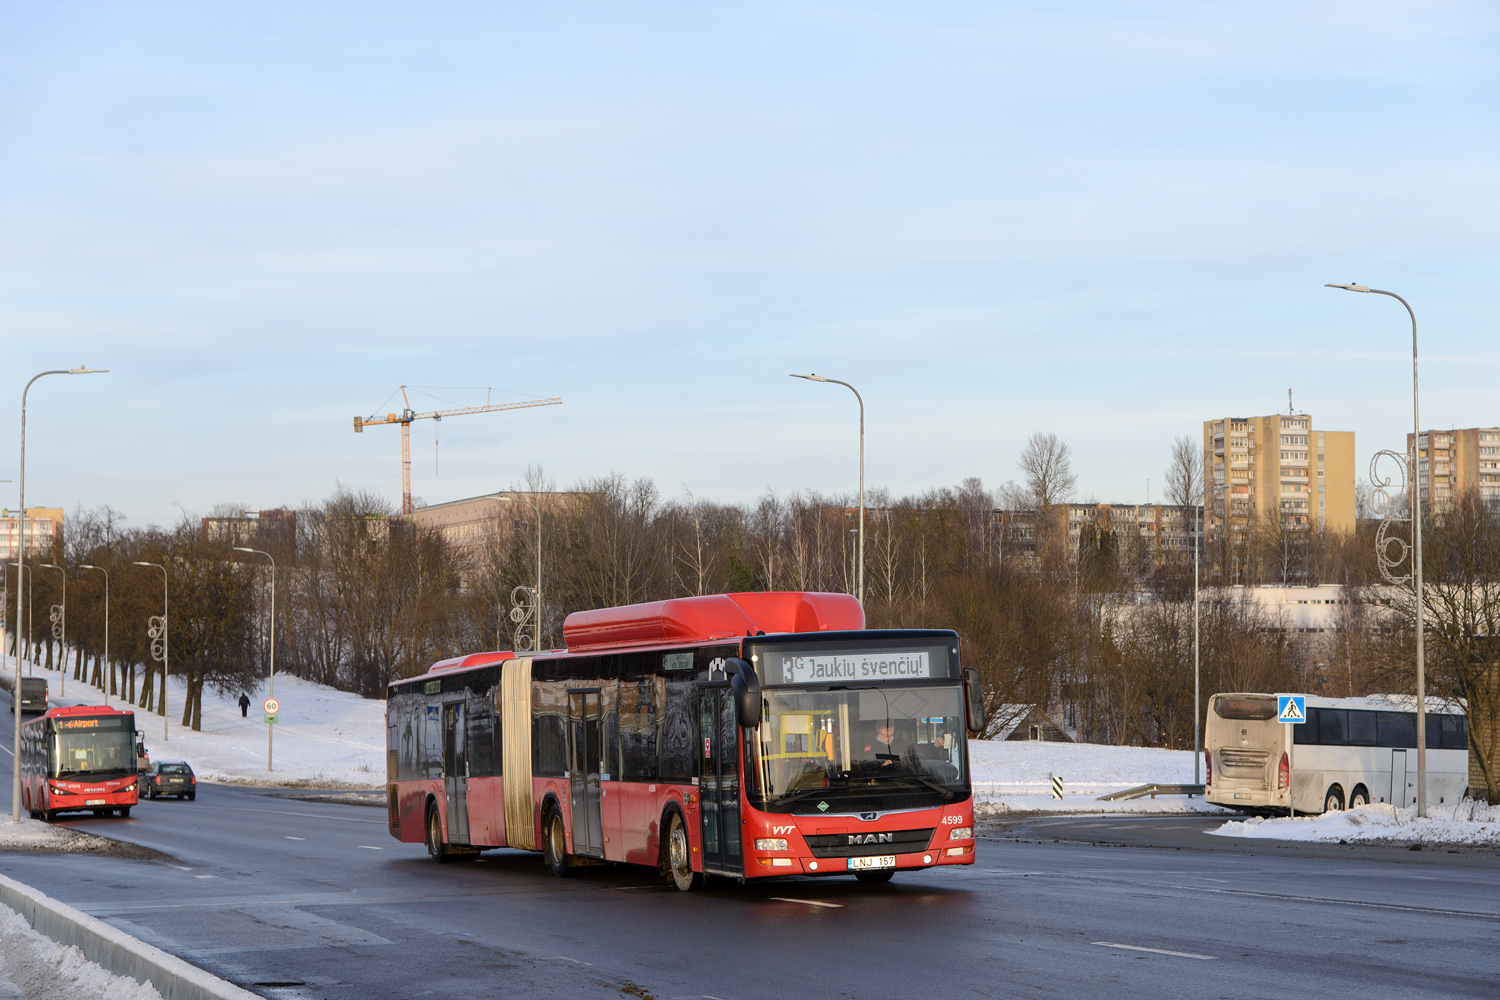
[
  {"left": 1391, "top": 749, "right": 1409, "bottom": 807},
  {"left": 442, "top": 702, "right": 470, "bottom": 844},
  {"left": 698, "top": 686, "right": 742, "bottom": 876},
  {"left": 568, "top": 689, "right": 604, "bottom": 858}
]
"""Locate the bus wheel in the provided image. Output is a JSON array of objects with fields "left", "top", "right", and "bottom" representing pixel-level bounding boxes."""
[
  {"left": 119, "top": 807, "right": 130, "bottom": 819},
  {"left": 426, "top": 805, "right": 450, "bottom": 863},
  {"left": 1323, "top": 787, "right": 1344, "bottom": 813},
  {"left": 664, "top": 811, "right": 699, "bottom": 892},
  {"left": 544, "top": 807, "right": 571, "bottom": 878},
  {"left": 855, "top": 869, "right": 895, "bottom": 883},
  {"left": 1349, "top": 787, "right": 1369, "bottom": 809}
]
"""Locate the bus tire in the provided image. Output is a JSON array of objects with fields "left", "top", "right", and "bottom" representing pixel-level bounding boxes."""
[
  {"left": 1323, "top": 786, "right": 1344, "bottom": 813},
  {"left": 663, "top": 810, "right": 699, "bottom": 892},
  {"left": 119, "top": 807, "right": 130, "bottom": 819},
  {"left": 855, "top": 869, "right": 895, "bottom": 883},
  {"left": 1349, "top": 786, "right": 1369, "bottom": 809},
  {"left": 425, "top": 802, "right": 450, "bottom": 863},
  {"left": 544, "top": 806, "right": 570, "bottom": 878}
]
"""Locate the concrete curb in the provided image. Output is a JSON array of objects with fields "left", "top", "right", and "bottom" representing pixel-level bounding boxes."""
[{"left": 0, "top": 871, "right": 261, "bottom": 1000}]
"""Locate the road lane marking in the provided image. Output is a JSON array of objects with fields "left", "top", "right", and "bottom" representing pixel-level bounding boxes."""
[
  {"left": 1093, "top": 942, "right": 1215, "bottom": 960},
  {"left": 193, "top": 875, "right": 218, "bottom": 880},
  {"left": 285, "top": 836, "right": 305, "bottom": 841},
  {"left": 771, "top": 898, "right": 842, "bottom": 908},
  {"left": 357, "top": 845, "right": 383, "bottom": 850},
  {"left": 219, "top": 806, "right": 385, "bottom": 825}
]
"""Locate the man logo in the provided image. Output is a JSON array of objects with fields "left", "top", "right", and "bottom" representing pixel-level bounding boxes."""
[{"left": 848, "top": 833, "right": 894, "bottom": 846}]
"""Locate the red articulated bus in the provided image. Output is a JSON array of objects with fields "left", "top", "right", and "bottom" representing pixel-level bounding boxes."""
[
  {"left": 20, "top": 706, "right": 140, "bottom": 821},
  {"left": 386, "top": 591, "right": 983, "bottom": 889}
]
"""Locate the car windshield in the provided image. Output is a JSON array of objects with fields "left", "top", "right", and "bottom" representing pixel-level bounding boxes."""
[
  {"left": 748, "top": 684, "right": 968, "bottom": 814},
  {"left": 51, "top": 730, "right": 135, "bottom": 779}
]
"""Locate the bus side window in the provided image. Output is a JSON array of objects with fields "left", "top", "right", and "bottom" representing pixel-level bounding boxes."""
[
  {"left": 1377, "top": 712, "right": 1416, "bottom": 749},
  {"left": 1346, "top": 710, "right": 1377, "bottom": 746},
  {"left": 1293, "top": 708, "right": 1319, "bottom": 745},
  {"left": 1318, "top": 709, "right": 1347, "bottom": 746},
  {"left": 1443, "top": 714, "right": 1468, "bottom": 750}
]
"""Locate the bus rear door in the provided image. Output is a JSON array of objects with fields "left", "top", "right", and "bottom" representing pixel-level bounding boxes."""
[
  {"left": 698, "top": 685, "right": 742, "bottom": 876},
  {"left": 442, "top": 702, "right": 470, "bottom": 845},
  {"left": 568, "top": 689, "right": 604, "bottom": 858}
]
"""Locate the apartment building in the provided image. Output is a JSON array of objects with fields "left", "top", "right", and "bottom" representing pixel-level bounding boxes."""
[
  {"left": 998, "top": 503, "right": 1191, "bottom": 568},
  {"left": 1203, "top": 413, "right": 1355, "bottom": 535},
  {"left": 0, "top": 508, "right": 64, "bottom": 561},
  {"left": 1406, "top": 427, "right": 1500, "bottom": 511},
  {"left": 202, "top": 509, "right": 298, "bottom": 562}
]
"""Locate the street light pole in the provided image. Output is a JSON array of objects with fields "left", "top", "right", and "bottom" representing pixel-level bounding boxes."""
[
  {"left": 233, "top": 547, "right": 276, "bottom": 771},
  {"left": 1326, "top": 282, "right": 1426, "bottom": 817},
  {"left": 79, "top": 565, "right": 108, "bottom": 707},
  {"left": 791, "top": 374, "right": 865, "bottom": 604},
  {"left": 39, "top": 563, "right": 65, "bottom": 696},
  {"left": 12, "top": 365, "right": 106, "bottom": 822},
  {"left": 131, "top": 562, "right": 170, "bottom": 744},
  {"left": 495, "top": 496, "right": 543, "bottom": 650}
]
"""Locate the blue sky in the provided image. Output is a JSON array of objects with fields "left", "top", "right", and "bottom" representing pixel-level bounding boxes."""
[{"left": 2, "top": 2, "right": 1497, "bottom": 526}]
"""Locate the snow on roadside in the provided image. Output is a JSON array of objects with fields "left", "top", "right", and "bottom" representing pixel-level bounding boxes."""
[
  {"left": 0, "top": 903, "right": 163, "bottom": 1000},
  {"left": 1208, "top": 799, "right": 1500, "bottom": 846},
  {"left": 10, "top": 657, "right": 385, "bottom": 789},
  {"left": 0, "top": 816, "right": 104, "bottom": 852},
  {"left": 970, "top": 740, "right": 1231, "bottom": 817}
]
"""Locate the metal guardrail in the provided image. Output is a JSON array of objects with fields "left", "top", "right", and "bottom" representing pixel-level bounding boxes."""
[{"left": 1096, "top": 782, "right": 1206, "bottom": 801}]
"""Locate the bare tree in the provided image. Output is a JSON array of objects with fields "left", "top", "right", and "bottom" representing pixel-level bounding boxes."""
[{"left": 1017, "top": 432, "right": 1077, "bottom": 511}]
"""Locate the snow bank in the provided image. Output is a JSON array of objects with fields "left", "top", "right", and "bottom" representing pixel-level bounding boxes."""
[
  {"left": 1208, "top": 799, "right": 1500, "bottom": 846},
  {"left": 0, "top": 816, "right": 99, "bottom": 852},
  {"left": 10, "top": 657, "right": 385, "bottom": 789},
  {"left": 0, "top": 903, "right": 163, "bottom": 1000},
  {"left": 970, "top": 740, "right": 1231, "bottom": 816}
]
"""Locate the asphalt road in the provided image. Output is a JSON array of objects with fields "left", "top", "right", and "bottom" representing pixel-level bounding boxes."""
[{"left": 1, "top": 691, "right": 1498, "bottom": 999}]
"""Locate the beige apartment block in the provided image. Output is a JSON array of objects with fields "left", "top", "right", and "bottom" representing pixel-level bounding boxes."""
[
  {"left": 0, "top": 507, "right": 64, "bottom": 561},
  {"left": 1405, "top": 427, "right": 1500, "bottom": 511},
  {"left": 1203, "top": 414, "right": 1355, "bottom": 537}
]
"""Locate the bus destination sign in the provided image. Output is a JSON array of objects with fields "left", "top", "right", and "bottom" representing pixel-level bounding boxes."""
[{"left": 780, "top": 651, "right": 932, "bottom": 684}]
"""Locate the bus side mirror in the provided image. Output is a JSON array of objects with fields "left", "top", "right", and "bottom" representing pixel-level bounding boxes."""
[
  {"left": 724, "top": 658, "right": 762, "bottom": 729},
  {"left": 964, "top": 667, "right": 984, "bottom": 735}
]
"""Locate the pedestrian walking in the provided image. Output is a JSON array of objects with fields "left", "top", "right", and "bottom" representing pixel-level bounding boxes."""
[{"left": 238, "top": 693, "right": 250, "bottom": 718}]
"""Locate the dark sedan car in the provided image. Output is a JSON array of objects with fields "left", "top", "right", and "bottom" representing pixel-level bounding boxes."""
[{"left": 145, "top": 760, "right": 197, "bottom": 800}]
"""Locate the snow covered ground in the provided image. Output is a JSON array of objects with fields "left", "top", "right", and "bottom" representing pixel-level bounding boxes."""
[
  {"left": 1209, "top": 799, "right": 1500, "bottom": 846},
  {"left": 0, "top": 816, "right": 105, "bottom": 853},
  {"left": 0, "top": 904, "right": 162, "bottom": 1000},
  {"left": 969, "top": 740, "right": 1229, "bottom": 817},
  {"left": 5, "top": 655, "right": 385, "bottom": 789}
]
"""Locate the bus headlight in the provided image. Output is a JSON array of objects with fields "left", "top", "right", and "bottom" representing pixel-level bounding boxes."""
[
  {"left": 754, "top": 838, "right": 788, "bottom": 852},
  {"left": 948, "top": 827, "right": 972, "bottom": 841}
]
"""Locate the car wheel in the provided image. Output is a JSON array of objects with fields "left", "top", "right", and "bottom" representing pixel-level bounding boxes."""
[
  {"left": 663, "top": 811, "right": 699, "bottom": 891},
  {"left": 1349, "top": 787, "right": 1369, "bottom": 809},
  {"left": 544, "top": 807, "right": 571, "bottom": 878},
  {"left": 855, "top": 869, "right": 896, "bottom": 883},
  {"left": 426, "top": 805, "right": 449, "bottom": 863},
  {"left": 187, "top": 792, "right": 195, "bottom": 801},
  {"left": 1324, "top": 787, "right": 1345, "bottom": 813}
]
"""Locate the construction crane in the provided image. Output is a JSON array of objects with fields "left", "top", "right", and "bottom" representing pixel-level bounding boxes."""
[{"left": 354, "top": 386, "right": 562, "bottom": 514}]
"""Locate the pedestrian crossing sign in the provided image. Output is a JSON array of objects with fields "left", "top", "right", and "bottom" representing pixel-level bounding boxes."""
[{"left": 1277, "top": 695, "right": 1306, "bottom": 724}]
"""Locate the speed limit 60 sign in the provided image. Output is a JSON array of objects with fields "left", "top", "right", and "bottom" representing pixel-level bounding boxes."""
[{"left": 263, "top": 697, "right": 280, "bottom": 715}]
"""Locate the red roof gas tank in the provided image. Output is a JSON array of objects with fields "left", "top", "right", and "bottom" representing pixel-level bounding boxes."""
[{"left": 563, "top": 591, "right": 864, "bottom": 652}]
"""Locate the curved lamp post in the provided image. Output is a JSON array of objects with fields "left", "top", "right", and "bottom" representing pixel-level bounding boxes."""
[
  {"left": 79, "top": 564, "right": 109, "bottom": 707},
  {"left": 1326, "top": 282, "right": 1426, "bottom": 817},
  {"left": 131, "top": 562, "right": 170, "bottom": 744},
  {"left": 233, "top": 547, "right": 276, "bottom": 771},
  {"left": 38, "top": 563, "right": 65, "bottom": 696},
  {"left": 791, "top": 374, "right": 865, "bottom": 604},
  {"left": 494, "top": 495, "right": 543, "bottom": 651},
  {"left": 12, "top": 366, "right": 106, "bottom": 822}
]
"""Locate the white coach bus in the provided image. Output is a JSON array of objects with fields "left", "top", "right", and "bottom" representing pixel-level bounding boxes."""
[{"left": 1205, "top": 693, "right": 1469, "bottom": 815}]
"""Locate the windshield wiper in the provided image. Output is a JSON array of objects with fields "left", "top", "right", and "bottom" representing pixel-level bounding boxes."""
[{"left": 871, "top": 771, "right": 956, "bottom": 799}]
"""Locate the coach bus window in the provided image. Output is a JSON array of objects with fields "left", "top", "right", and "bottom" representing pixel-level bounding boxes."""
[
  {"left": 659, "top": 677, "right": 695, "bottom": 783},
  {"left": 1377, "top": 712, "right": 1416, "bottom": 749},
  {"left": 1441, "top": 714, "right": 1468, "bottom": 750},
  {"left": 1214, "top": 697, "right": 1278, "bottom": 721},
  {"left": 1346, "top": 710, "right": 1377, "bottom": 746},
  {"left": 1318, "top": 708, "right": 1347, "bottom": 746},
  {"left": 619, "top": 676, "right": 660, "bottom": 781},
  {"left": 466, "top": 681, "right": 495, "bottom": 779},
  {"left": 1293, "top": 709, "right": 1319, "bottom": 745}
]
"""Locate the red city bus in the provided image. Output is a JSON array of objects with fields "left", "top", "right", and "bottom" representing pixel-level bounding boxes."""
[
  {"left": 20, "top": 706, "right": 140, "bottom": 820},
  {"left": 386, "top": 591, "right": 983, "bottom": 889}
]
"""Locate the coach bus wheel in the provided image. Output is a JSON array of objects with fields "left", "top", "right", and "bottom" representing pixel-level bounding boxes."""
[
  {"left": 426, "top": 805, "right": 450, "bottom": 863},
  {"left": 855, "top": 869, "right": 895, "bottom": 884},
  {"left": 664, "top": 812, "right": 699, "bottom": 892},
  {"left": 118, "top": 807, "right": 130, "bottom": 819},
  {"left": 1348, "top": 786, "right": 1369, "bottom": 809},
  {"left": 544, "top": 808, "right": 571, "bottom": 878},
  {"left": 1323, "top": 786, "right": 1344, "bottom": 813}
]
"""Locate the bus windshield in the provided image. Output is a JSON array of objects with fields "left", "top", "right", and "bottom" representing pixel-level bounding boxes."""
[
  {"left": 51, "top": 728, "right": 135, "bottom": 779},
  {"left": 750, "top": 684, "right": 968, "bottom": 814}
]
